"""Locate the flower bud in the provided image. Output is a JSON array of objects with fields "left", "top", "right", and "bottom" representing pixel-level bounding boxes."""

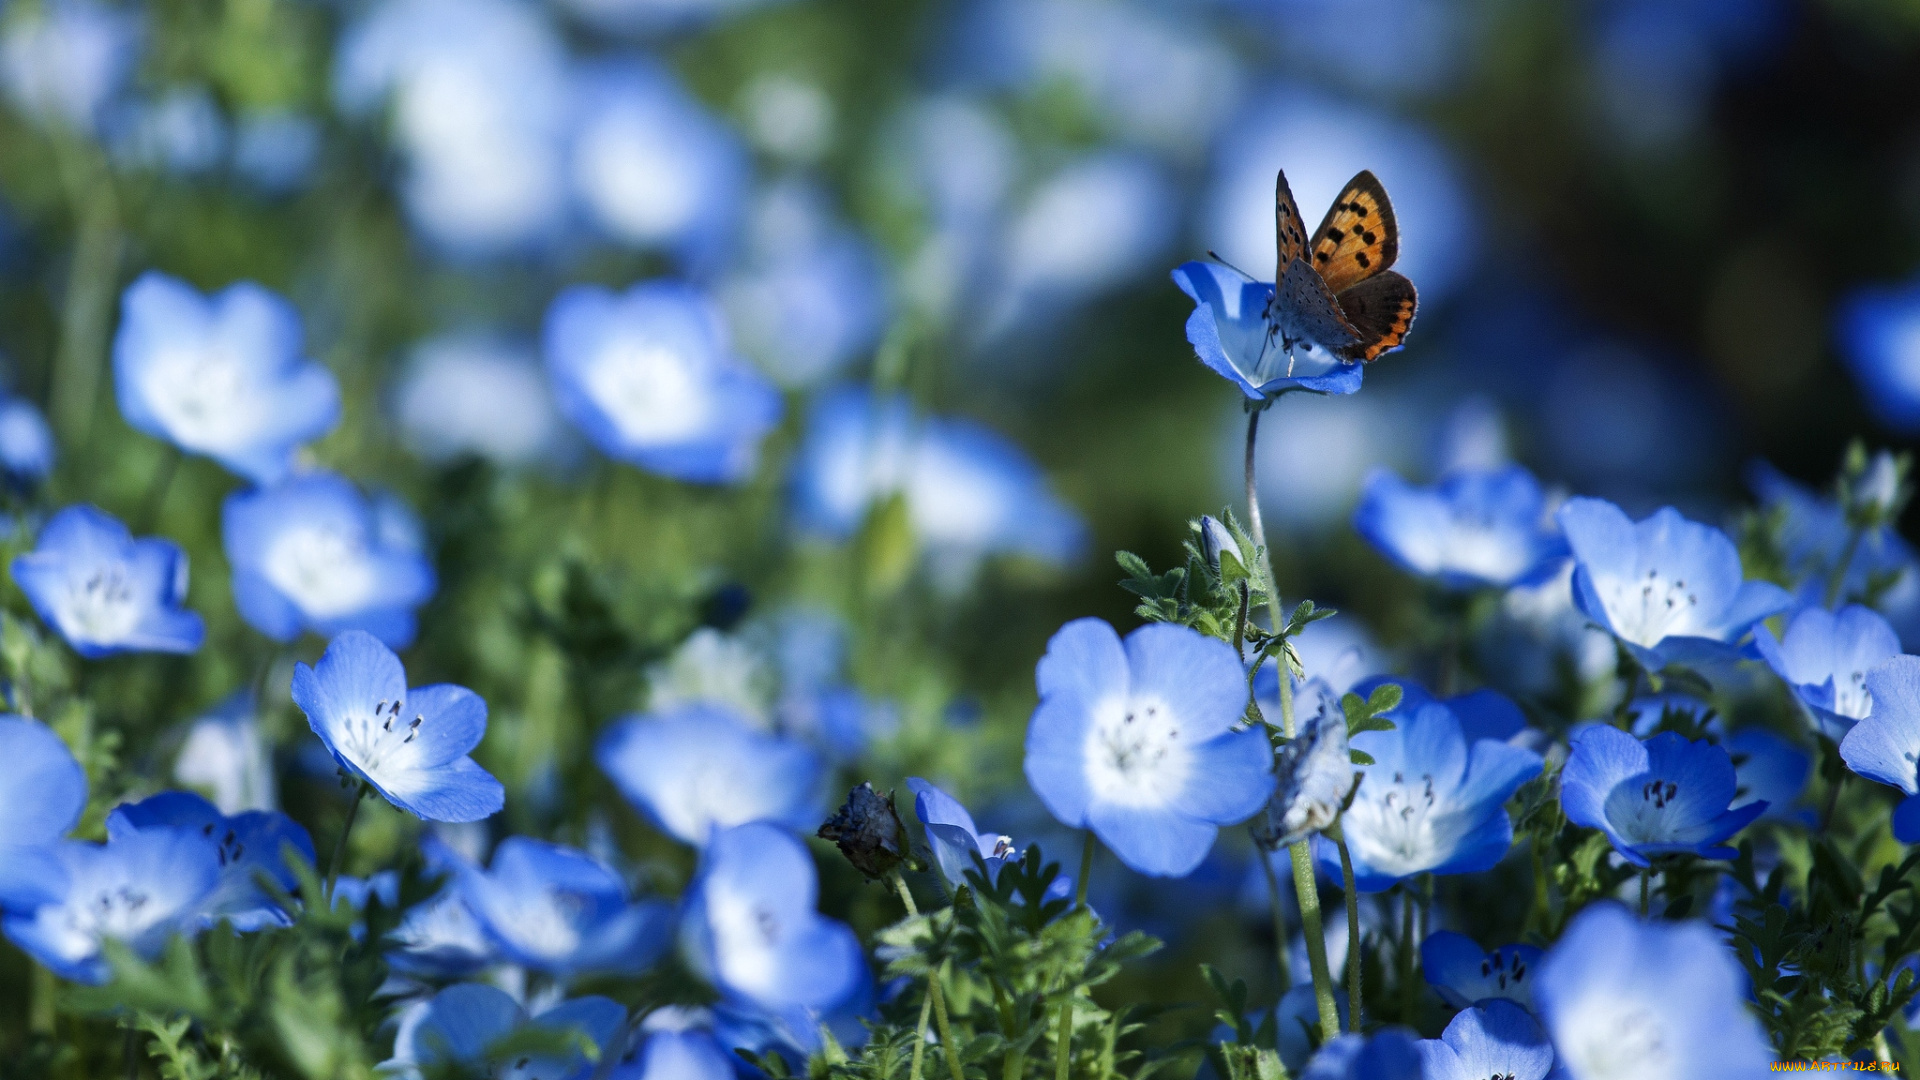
[
  {"left": 1199, "top": 515, "right": 1244, "bottom": 576},
  {"left": 1250, "top": 681, "right": 1354, "bottom": 851},
  {"left": 818, "top": 782, "right": 907, "bottom": 879}
]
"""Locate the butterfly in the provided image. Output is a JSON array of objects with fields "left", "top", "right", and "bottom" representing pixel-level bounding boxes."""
[{"left": 1265, "top": 169, "right": 1417, "bottom": 371}]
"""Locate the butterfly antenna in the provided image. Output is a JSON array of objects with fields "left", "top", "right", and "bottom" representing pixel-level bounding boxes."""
[{"left": 1208, "top": 250, "right": 1258, "bottom": 280}]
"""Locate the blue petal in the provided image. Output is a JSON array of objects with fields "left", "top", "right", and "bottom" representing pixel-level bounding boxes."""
[
  {"left": 291, "top": 630, "right": 408, "bottom": 751},
  {"left": 1842, "top": 656, "right": 1920, "bottom": 794},
  {"left": 1171, "top": 261, "right": 1266, "bottom": 400},
  {"left": 1085, "top": 801, "right": 1219, "bottom": 878},
  {"left": 1167, "top": 727, "right": 1274, "bottom": 824},
  {"left": 1449, "top": 690, "right": 1528, "bottom": 744},
  {"left": 383, "top": 756, "right": 505, "bottom": 823},
  {"left": 1420, "top": 931, "right": 1493, "bottom": 1008},
  {"left": 1560, "top": 725, "right": 1648, "bottom": 830},
  {"left": 1437, "top": 1000, "right": 1552, "bottom": 1080},
  {"left": 395, "top": 983, "right": 524, "bottom": 1067},
  {"left": 399, "top": 684, "right": 488, "bottom": 768},
  {"left": 1123, "top": 623, "right": 1247, "bottom": 740},
  {"left": 1895, "top": 794, "right": 1920, "bottom": 842},
  {"left": 1454, "top": 740, "right": 1544, "bottom": 811},
  {"left": 1035, "top": 617, "right": 1130, "bottom": 706}
]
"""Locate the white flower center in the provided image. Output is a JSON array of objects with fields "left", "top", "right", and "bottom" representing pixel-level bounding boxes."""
[
  {"left": 1601, "top": 774, "right": 1690, "bottom": 846},
  {"left": 1081, "top": 694, "right": 1193, "bottom": 808},
  {"left": 499, "top": 887, "right": 588, "bottom": 961},
  {"left": 333, "top": 697, "right": 425, "bottom": 778},
  {"left": 140, "top": 344, "right": 263, "bottom": 452},
  {"left": 582, "top": 340, "right": 711, "bottom": 445},
  {"left": 1436, "top": 513, "right": 1535, "bottom": 583},
  {"left": 65, "top": 565, "right": 141, "bottom": 642},
  {"left": 1343, "top": 769, "right": 1455, "bottom": 878},
  {"left": 709, "top": 886, "right": 785, "bottom": 995},
  {"left": 1558, "top": 1003, "right": 1673, "bottom": 1080},
  {"left": 1835, "top": 666, "right": 1873, "bottom": 719},
  {"left": 1609, "top": 567, "right": 1706, "bottom": 647},
  {"left": 263, "top": 526, "right": 377, "bottom": 619}
]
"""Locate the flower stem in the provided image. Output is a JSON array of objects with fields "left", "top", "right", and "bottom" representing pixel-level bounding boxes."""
[
  {"left": 137, "top": 445, "right": 182, "bottom": 533},
  {"left": 1259, "top": 850, "right": 1293, "bottom": 991},
  {"left": 909, "top": 966, "right": 934, "bottom": 1080},
  {"left": 1055, "top": 989, "right": 1075, "bottom": 1080},
  {"left": 1332, "top": 827, "right": 1363, "bottom": 1032},
  {"left": 893, "top": 872, "right": 967, "bottom": 1080},
  {"left": 1243, "top": 406, "right": 1287, "bottom": 637},
  {"left": 325, "top": 783, "right": 367, "bottom": 903},
  {"left": 48, "top": 132, "right": 121, "bottom": 458},
  {"left": 1826, "top": 524, "right": 1864, "bottom": 608},
  {"left": 1398, "top": 888, "right": 1417, "bottom": 1026},
  {"left": 1639, "top": 866, "right": 1652, "bottom": 918},
  {"left": 1076, "top": 831, "right": 1095, "bottom": 909}
]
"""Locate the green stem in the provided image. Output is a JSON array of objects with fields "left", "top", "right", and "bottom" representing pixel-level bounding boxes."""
[
  {"left": 136, "top": 445, "right": 182, "bottom": 533},
  {"left": 1243, "top": 407, "right": 1288, "bottom": 637},
  {"left": 48, "top": 133, "right": 120, "bottom": 458},
  {"left": 1399, "top": 888, "right": 1417, "bottom": 1026},
  {"left": 893, "top": 874, "right": 967, "bottom": 1080},
  {"left": 1076, "top": 831, "right": 1095, "bottom": 909},
  {"left": 1827, "top": 525, "right": 1864, "bottom": 608},
  {"left": 1259, "top": 850, "right": 1293, "bottom": 991},
  {"left": 31, "top": 964, "right": 55, "bottom": 1035},
  {"left": 1639, "top": 866, "right": 1651, "bottom": 918},
  {"left": 1332, "top": 829, "right": 1362, "bottom": 1032},
  {"left": 909, "top": 985, "right": 934, "bottom": 1080},
  {"left": 1527, "top": 838, "right": 1549, "bottom": 938},
  {"left": 325, "top": 783, "right": 367, "bottom": 903}
]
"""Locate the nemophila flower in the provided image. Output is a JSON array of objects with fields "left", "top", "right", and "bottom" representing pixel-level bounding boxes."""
[
  {"left": 223, "top": 472, "right": 437, "bottom": 647},
  {"left": 105, "top": 791, "right": 314, "bottom": 932},
  {"left": 681, "top": 822, "right": 865, "bottom": 1013},
  {"left": 1727, "top": 727, "right": 1810, "bottom": 824},
  {"left": 174, "top": 694, "right": 275, "bottom": 814},
  {"left": 1171, "top": 260, "right": 1364, "bottom": 399},
  {"left": 610, "top": 1008, "right": 735, "bottom": 1080},
  {"left": 597, "top": 704, "right": 822, "bottom": 846},
  {"left": 1352, "top": 676, "right": 1531, "bottom": 745},
  {"left": 454, "top": 837, "right": 673, "bottom": 979},
  {"left": 646, "top": 627, "right": 774, "bottom": 726},
  {"left": 544, "top": 281, "right": 782, "bottom": 485},
  {"left": 1250, "top": 678, "right": 1352, "bottom": 851},
  {"left": 1352, "top": 465, "right": 1567, "bottom": 590},
  {"left": 1420, "top": 931, "right": 1543, "bottom": 1009},
  {"left": 11, "top": 505, "right": 204, "bottom": 658},
  {"left": 1024, "top": 619, "right": 1272, "bottom": 877},
  {"left": 387, "top": 982, "right": 626, "bottom": 1080},
  {"left": 1557, "top": 496, "right": 1791, "bottom": 670},
  {"left": 393, "top": 334, "right": 563, "bottom": 468},
  {"left": 0, "top": 393, "right": 55, "bottom": 484},
  {"left": 387, "top": 884, "right": 496, "bottom": 979},
  {"left": 908, "top": 777, "right": 1019, "bottom": 890},
  {"left": 568, "top": 61, "right": 748, "bottom": 269},
  {"left": 1749, "top": 461, "right": 1920, "bottom": 633},
  {"left": 1314, "top": 694, "right": 1541, "bottom": 891},
  {"left": 1560, "top": 726, "right": 1764, "bottom": 865},
  {"left": 0, "top": 717, "right": 86, "bottom": 910},
  {"left": 4, "top": 829, "right": 219, "bottom": 983},
  {"left": 1416, "top": 1000, "right": 1554, "bottom": 1080},
  {"left": 1299, "top": 1029, "right": 1423, "bottom": 1080},
  {"left": 1839, "top": 278, "right": 1920, "bottom": 434},
  {"left": 112, "top": 272, "right": 339, "bottom": 485},
  {"left": 291, "top": 630, "right": 505, "bottom": 823},
  {"left": 1753, "top": 604, "right": 1900, "bottom": 741},
  {"left": 790, "top": 387, "right": 1087, "bottom": 571},
  {"left": 1533, "top": 902, "right": 1773, "bottom": 1080},
  {"left": 1839, "top": 656, "right": 1920, "bottom": 841},
  {"left": 0, "top": 0, "right": 139, "bottom": 134}
]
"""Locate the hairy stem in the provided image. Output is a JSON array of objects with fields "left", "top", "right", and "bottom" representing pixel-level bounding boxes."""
[
  {"left": 1333, "top": 828, "right": 1363, "bottom": 1032},
  {"left": 1076, "top": 831, "right": 1095, "bottom": 910},
  {"left": 910, "top": 985, "right": 934, "bottom": 1080},
  {"left": 1259, "top": 850, "right": 1293, "bottom": 991},
  {"left": 1399, "top": 888, "right": 1417, "bottom": 1026},
  {"left": 893, "top": 873, "right": 967, "bottom": 1080},
  {"left": 325, "top": 783, "right": 367, "bottom": 903}
]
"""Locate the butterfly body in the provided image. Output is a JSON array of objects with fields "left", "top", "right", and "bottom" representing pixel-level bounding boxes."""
[{"left": 1265, "top": 169, "right": 1417, "bottom": 366}]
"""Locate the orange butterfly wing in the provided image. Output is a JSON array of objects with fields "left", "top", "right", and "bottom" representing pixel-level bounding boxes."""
[
  {"left": 1274, "top": 170, "right": 1309, "bottom": 280},
  {"left": 1307, "top": 170, "right": 1399, "bottom": 296},
  {"left": 1336, "top": 270, "right": 1417, "bottom": 362}
]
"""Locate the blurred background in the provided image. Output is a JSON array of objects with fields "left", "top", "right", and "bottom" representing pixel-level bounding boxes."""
[{"left": 2, "top": 0, "right": 1920, "bottom": 1041}]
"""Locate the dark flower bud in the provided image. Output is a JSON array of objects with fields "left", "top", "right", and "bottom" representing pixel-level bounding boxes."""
[{"left": 818, "top": 782, "right": 907, "bottom": 880}]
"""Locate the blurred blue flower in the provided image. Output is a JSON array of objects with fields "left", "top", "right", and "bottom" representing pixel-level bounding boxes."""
[
  {"left": 1420, "top": 932, "right": 1542, "bottom": 1010},
  {"left": 544, "top": 281, "right": 782, "bottom": 485},
  {"left": 290, "top": 630, "right": 505, "bottom": 823},
  {"left": 597, "top": 703, "right": 823, "bottom": 846},
  {"left": 223, "top": 472, "right": 437, "bottom": 647},
  {"left": 0, "top": 717, "right": 86, "bottom": 910},
  {"left": 1353, "top": 465, "right": 1566, "bottom": 590},
  {"left": 387, "top": 982, "right": 626, "bottom": 1080},
  {"left": 568, "top": 60, "right": 748, "bottom": 269},
  {"left": 907, "top": 777, "right": 1018, "bottom": 891},
  {"left": 682, "top": 822, "right": 866, "bottom": 1014},
  {"left": 1314, "top": 692, "right": 1541, "bottom": 891},
  {"left": 231, "top": 109, "right": 320, "bottom": 194},
  {"left": 11, "top": 505, "right": 204, "bottom": 658},
  {"left": 790, "top": 386, "right": 1086, "bottom": 569},
  {"left": 1557, "top": 496, "right": 1791, "bottom": 670},
  {"left": 0, "top": 0, "right": 139, "bottom": 134},
  {"left": 1840, "top": 279, "right": 1920, "bottom": 434},
  {"left": 1024, "top": 619, "right": 1271, "bottom": 878},
  {"left": 333, "top": 0, "right": 570, "bottom": 256},
  {"left": 1224, "top": 0, "right": 1479, "bottom": 98},
  {"left": 1171, "top": 260, "right": 1365, "bottom": 400},
  {"left": 113, "top": 272, "right": 339, "bottom": 485},
  {"left": 1533, "top": 902, "right": 1774, "bottom": 1078},
  {"left": 110, "top": 86, "right": 227, "bottom": 175},
  {"left": 3, "top": 829, "right": 219, "bottom": 983},
  {"left": 1753, "top": 604, "right": 1900, "bottom": 741},
  {"left": 721, "top": 179, "right": 888, "bottom": 389},
  {"left": 1560, "top": 727, "right": 1764, "bottom": 865},
  {"left": 1839, "top": 656, "right": 1920, "bottom": 841},
  {"left": 1251, "top": 678, "right": 1353, "bottom": 850},
  {"left": 1299, "top": 1029, "right": 1423, "bottom": 1080},
  {"left": 1727, "top": 727, "right": 1810, "bottom": 824},
  {"left": 453, "top": 836, "right": 673, "bottom": 979},
  {"left": 611, "top": 1008, "right": 735, "bottom": 1080},
  {"left": 1749, "top": 460, "right": 1920, "bottom": 645},
  {"left": 1203, "top": 85, "right": 1475, "bottom": 307},
  {"left": 387, "top": 881, "right": 496, "bottom": 979},
  {"left": 0, "top": 393, "right": 55, "bottom": 483},
  {"left": 1415, "top": 1000, "right": 1552, "bottom": 1080},
  {"left": 105, "top": 790, "right": 314, "bottom": 932},
  {"left": 394, "top": 334, "right": 564, "bottom": 468},
  {"left": 554, "top": 0, "right": 794, "bottom": 36}
]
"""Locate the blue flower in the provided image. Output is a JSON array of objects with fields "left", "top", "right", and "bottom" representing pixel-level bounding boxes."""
[
  {"left": 907, "top": 777, "right": 1022, "bottom": 891},
  {"left": 232, "top": 108, "right": 320, "bottom": 193},
  {"left": 1299, "top": 1029, "right": 1424, "bottom": 1080},
  {"left": 682, "top": 822, "right": 865, "bottom": 1013},
  {"left": 112, "top": 272, "right": 340, "bottom": 485},
  {"left": 105, "top": 791, "right": 315, "bottom": 932},
  {"left": 4, "top": 829, "right": 220, "bottom": 983},
  {"left": 1727, "top": 727, "right": 1810, "bottom": 824},
  {"left": 1749, "top": 461, "right": 1920, "bottom": 631},
  {"left": 0, "top": 0, "right": 140, "bottom": 133},
  {"left": 1560, "top": 726, "right": 1764, "bottom": 865},
  {"left": 1251, "top": 678, "right": 1353, "bottom": 850},
  {"left": 597, "top": 703, "right": 822, "bottom": 846},
  {"left": 1557, "top": 496, "right": 1791, "bottom": 670},
  {"left": 453, "top": 837, "right": 673, "bottom": 979},
  {"left": 1415, "top": 1000, "right": 1554, "bottom": 1080},
  {"left": 290, "top": 630, "right": 504, "bottom": 823},
  {"left": 223, "top": 472, "right": 437, "bottom": 647},
  {"left": 1839, "top": 278, "right": 1920, "bottom": 434},
  {"left": 1420, "top": 931, "right": 1543, "bottom": 1010},
  {"left": 790, "top": 386, "right": 1086, "bottom": 569},
  {"left": 173, "top": 693, "right": 275, "bottom": 814},
  {"left": 1171, "top": 260, "right": 1365, "bottom": 400},
  {"left": 394, "top": 334, "right": 564, "bottom": 468},
  {"left": 1839, "top": 656, "right": 1920, "bottom": 841},
  {"left": 568, "top": 60, "right": 749, "bottom": 269},
  {"left": 611, "top": 1008, "right": 736, "bottom": 1080},
  {"left": 1533, "top": 902, "right": 1773, "bottom": 1080},
  {"left": 0, "top": 717, "right": 86, "bottom": 910},
  {"left": 11, "top": 505, "right": 205, "bottom": 657},
  {"left": 387, "top": 982, "right": 626, "bottom": 1080},
  {"left": 387, "top": 876, "right": 495, "bottom": 979},
  {"left": 1753, "top": 604, "right": 1901, "bottom": 740},
  {"left": 1353, "top": 465, "right": 1567, "bottom": 590},
  {"left": 0, "top": 394, "right": 55, "bottom": 483},
  {"left": 1351, "top": 676, "right": 1532, "bottom": 745},
  {"left": 1025, "top": 619, "right": 1272, "bottom": 877},
  {"left": 544, "top": 280, "right": 782, "bottom": 485},
  {"left": 1315, "top": 693, "right": 1542, "bottom": 891}
]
